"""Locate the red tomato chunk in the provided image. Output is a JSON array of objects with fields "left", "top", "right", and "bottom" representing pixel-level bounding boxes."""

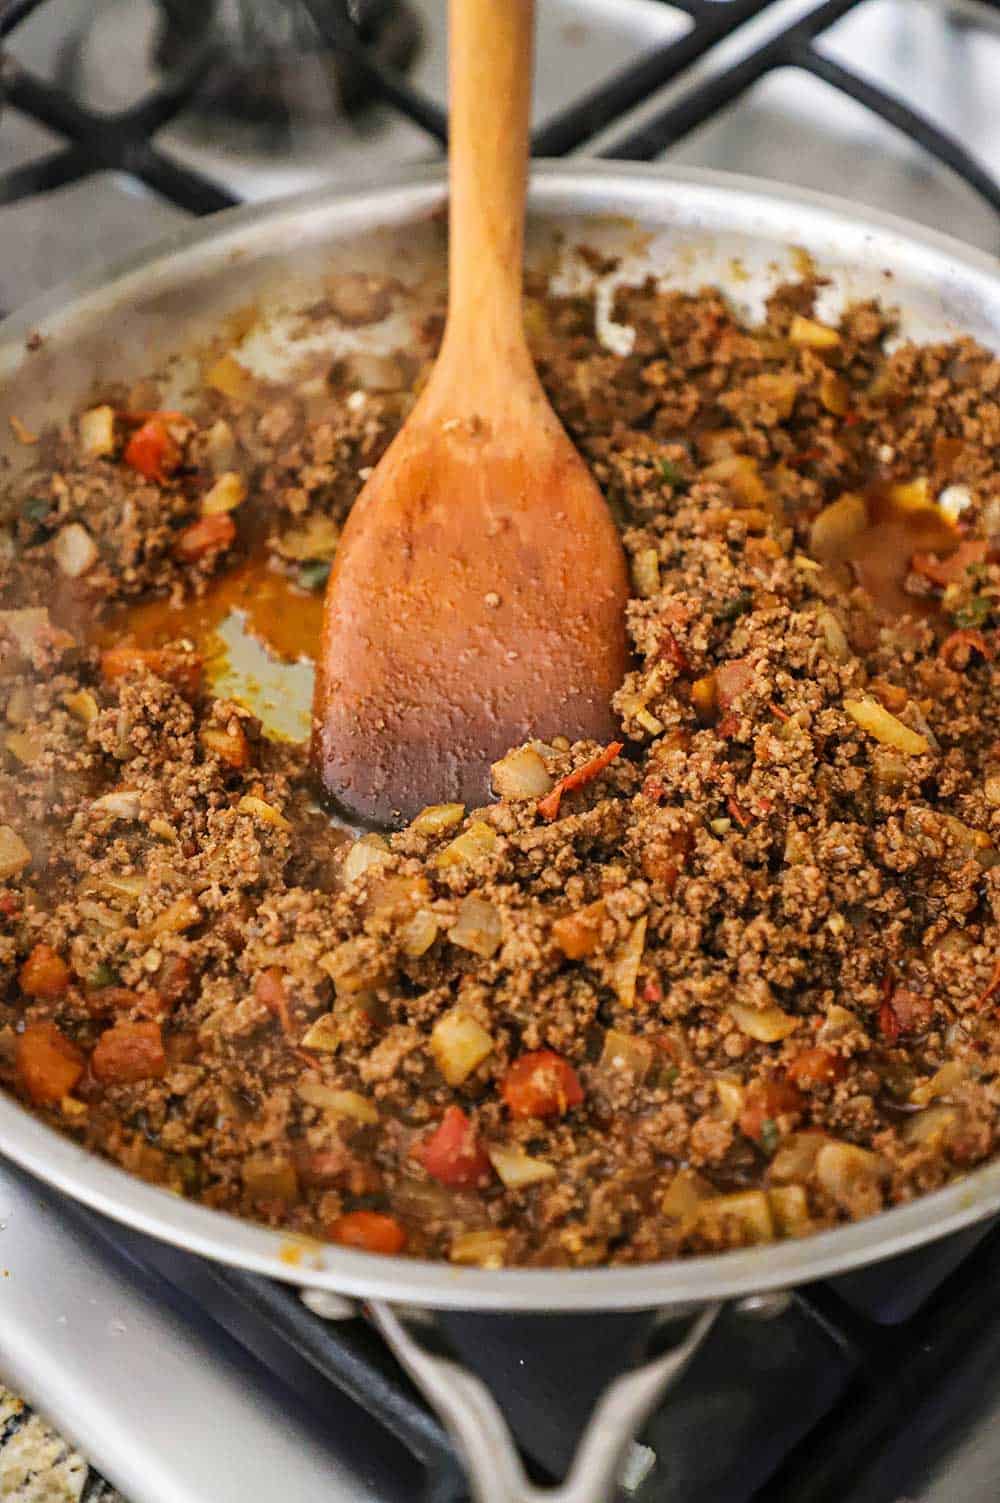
[
  {"left": 412, "top": 1105, "right": 492, "bottom": 1188},
  {"left": 501, "top": 1049, "right": 584, "bottom": 1119}
]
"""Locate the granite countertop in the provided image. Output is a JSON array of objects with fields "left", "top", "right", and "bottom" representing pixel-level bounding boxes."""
[{"left": 1, "top": 1387, "right": 123, "bottom": 1503}]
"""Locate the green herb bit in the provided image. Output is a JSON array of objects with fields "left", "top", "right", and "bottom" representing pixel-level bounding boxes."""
[
  {"left": 87, "top": 962, "right": 120, "bottom": 991},
  {"left": 658, "top": 458, "right": 688, "bottom": 491},
  {"left": 952, "top": 594, "right": 992, "bottom": 629},
  {"left": 21, "top": 496, "right": 50, "bottom": 526},
  {"left": 760, "top": 1119, "right": 780, "bottom": 1156},
  {"left": 663, "top": 1064, "right": 680, "bottom": 1086},
  {"left": 714, "top": 589, "right": 754, "bottom": 623},
  {"left": 298, "top": 559, "right": 331, "bottom": 592}
]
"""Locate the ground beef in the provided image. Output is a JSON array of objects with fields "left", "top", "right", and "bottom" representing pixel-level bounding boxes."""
[{"left": 1, "top": 269, "right": 999, "bottom": 1268}]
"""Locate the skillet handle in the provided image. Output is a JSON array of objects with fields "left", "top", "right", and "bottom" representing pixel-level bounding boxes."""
[{"left": 368, "top": 1300, "right": 722, "bottom": 1503}]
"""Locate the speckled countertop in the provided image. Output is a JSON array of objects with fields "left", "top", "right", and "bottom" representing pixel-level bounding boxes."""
[{"left": 0, "top": 1388, "right": 122, "bottom": 1502}]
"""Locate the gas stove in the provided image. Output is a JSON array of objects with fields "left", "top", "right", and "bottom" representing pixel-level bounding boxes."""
[{"left": 1, "top": 2, "right": 1000, "bottom": 1501}]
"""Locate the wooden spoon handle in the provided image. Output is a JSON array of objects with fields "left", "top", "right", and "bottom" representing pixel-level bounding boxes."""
[{"left": 442, "top": 0, "right": 534, "bottom": 365}]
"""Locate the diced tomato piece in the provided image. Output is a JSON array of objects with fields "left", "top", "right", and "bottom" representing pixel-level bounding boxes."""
[
  {"left": 727, "top": 796, "right": 752, "bottom": 829},
  {"left": 123, "top": 417, "right": 180, "bottom": 483},
  {"left": 255, "top": 967, "right": 292, "bottom": 1036},
  {"left": 739, "top": 1076, "right": 803, "bottom": 1142},
  {"left": 658, "top": 629, "right": 690, "bottom": 672},
  {"left": 884, "top": 988, "right": 933, "bottom": 1036},
  {"left": 158, "top": 954, "right": 194, "bottom": 1008},
  {"left": 878, "top": 998, "right": 901, "bottom": 1043},
  {"left": 412, "top": 1105, "right": 492, "bottom": 1189},
  {"left": 15, "top": 1021, "right": 84, "bottom": 1105},
  {"left": 537, "top": 742, "right": 623, "bottom": 822},
  {"left": 977, "top": 956, "right": 1000, "bottom": 1012},
  {"left": 327, "top": 1211, "right": 407, "bottom": 1256},
  {"left": 0, "top": 893, "right": 20, "bottom": 918},
  {"left": 552, "top": 900, "right": 606, "bottom": 960},
  {"left": 19, "top": 942, "right": 70, "bottom": 999},
  {"left": 501, "top": 1049, "right": 584, "bottom": 1119},
  {"left": 911, "top": 539, "right": 987, "bottom": 587},
  {"left": 91, "top": 1019, "right": 166, "bottom": 1084},
  {"left": 715, "top": 656, "right": 755, "bottom": 710},
  {"left": 100, "top": 645, "right": 202, "bottom": 696},
  {"left": 939, "top": 629, "right": 992, "bottom": 669},
  {"left": 786, "top": 1047, "right": 846, "bottom": 1089},
  {"left": 174, "top": 513, "right": 236, "bottom": 562}
]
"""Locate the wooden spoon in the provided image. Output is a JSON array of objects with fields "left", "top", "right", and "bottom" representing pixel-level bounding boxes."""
[{"left": 311, "top": 0, "right": 629, "bottom": 827}]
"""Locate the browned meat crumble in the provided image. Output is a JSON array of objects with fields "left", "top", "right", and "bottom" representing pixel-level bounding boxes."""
[{"left": 1, "top": 271, "right": 999, "bottom": 1267}]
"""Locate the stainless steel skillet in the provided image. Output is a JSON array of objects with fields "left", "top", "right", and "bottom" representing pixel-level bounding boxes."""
[{"left": 1, "top": 162, "right": 999, "bottom": 1502}]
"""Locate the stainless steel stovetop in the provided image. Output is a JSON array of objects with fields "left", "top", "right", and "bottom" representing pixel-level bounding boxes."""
[{"left": 1, "top": 2, "right": 999, "bottom": 1501}]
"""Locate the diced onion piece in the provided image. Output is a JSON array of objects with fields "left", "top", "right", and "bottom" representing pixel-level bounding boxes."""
[
  {"left": 690, "top": 675, "right": 717, "bottom": 721},
  {"left": 298, "top": 1083, "right": 378, "bottom": 1124},
  {"left": 819, "top": 369, "right": 850, "bottom": 416},
  {"left": 92, "top": 790, "right": 142, "bottom": 820},
  {"left": 99, "top": 872, "right": 146, "bottom": 902},
  {"left": 887, "top": 477, "right": 930, "bottom": 511},
  {"left": 769, "top": 1184, "right": 811, "bottom": 1237},
  {"left": 0, "top": 825, "right": 31, "bottom": 880},
  {"left": 844, "top": 696, "right": 929, "bottom": 755},
  {"left": 1, "top": 608, "right": 49, "bottom": 658},
  {"left": 814, "top": 1141, "right": 886, "bottom": 1207},
  {"left": 79, "top": 404, "right": 116, "bottom": 458},
  {"left": 818, "top": 1005, "right": 861, "bottom": 1041},
  {"left": 150, "top": 895, "right": 201, "bottom": 934},
  {"left": 910, "top": 1059, "right": 966, "bottom": 1107},
  {"left": 320, "top": 938, "right": 383, "bottom": 997},
  {"left": 400, "top": 909, "right": 439, "bottom": 958},
  {"left": 789, "top": 314, "right": 841, "bottom": 349},
  {"left": 430, "top": 1009, "right": 494, "bottom": 1085},
  {"left": 237, "top": 794, "right": 292, "bottom": 830},
  {"left": 201, "top": 471, "right": 246, "bottom": 516},
  {"left": 728, "top": 999, "right": 799, "bottom": 1042},
  {"left": 694, "top": 1190, "right": 775, "bottom": 1244},
  {"left": 5, "top": 685, "right": 31, "bottom": 725},
  {"left": 611, "top": 915, "right": 647, "bottom": 1007},
  {"left": 205, "top": 352, "right": 254, "bottom": 399},
  {"left": 342, "top": 833, "right": 390, "bottom": 885},
  {"left": 435, "top": 820, "right": 498, "bottom": 869},
  {"left": 631, "top": 548, "right": 661, "bottom": 599},
  {"left": 449, "top": 1229, "right": 508, "bottom": 1268},
  {"left": 715, "top": 1076, "right": 746, "bottom": 1123},
  {"left": 448, "top": 895, "right": 502, "bottom": 958},
  {"left": 903, "top": 1104, "right": 957, "bottom": 1146},
  {"left": 809, "top": 492, "right": 867, "bottom": 561},
  {"left": 62, "top": 689, "right": 99, "bottom": 725},
  {"left": 410, "top": 802, "right": 465, "bottom": 836},
  {"left": 299, "top": 1014, "right": 342, "bottom": 1052},
  {"left": 205, "top": 418, "right": 236, "bottom": 472},
  {"left": 553, "top": 899, "right": 607, "bottom": 960},
  {"left": 704, "top": 455, "right": 767, "bottom": 505},
  {"left": 661, "top": 1168, "right": 717, "bottom": 1224},
  {"left": 488, "top": 1144, "right": 556, "bottom": 1189},
  {"left": 200, "top": 723, "right": 250, "bottom": 770},
  {"left": 5, "top": 730, "right": 43, "bottom": 766},
  {"left": 753, "top": 372, "right": 799, "bottom": 419},
  {"left": 599, "top": 1027, "right": 654, "bottom": 1083},
  {"left": 939, "top": 484, "right": 973, "bottom": 523},
  {"left": 490, "top": 747, "right": 554, "bottom": 801},
  {"left": 813, "top": 606, "right": 850, "bottom": 662},
  {"left": 53, "top": 523, "right": 98, "bottom": 578},
  {"left": 242, "top": 1154, "right": 299, "bottom": 1203}
]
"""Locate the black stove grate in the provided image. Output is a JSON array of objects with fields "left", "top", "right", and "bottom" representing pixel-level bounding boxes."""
[{"left": 1, "top": 0, "right": 999, "bottom": 219}]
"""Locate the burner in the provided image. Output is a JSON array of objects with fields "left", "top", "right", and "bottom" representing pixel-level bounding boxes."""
[
  {"left": 152, "top": 0, "right": 423, "bottom": 129},
  {"left": 58, "top": 0, "right": 422, "bottom": 155}
]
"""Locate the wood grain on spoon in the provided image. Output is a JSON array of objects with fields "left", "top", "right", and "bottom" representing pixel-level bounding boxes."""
[{"left": 311, "top": 0, "right": 629, "bottom": 827}]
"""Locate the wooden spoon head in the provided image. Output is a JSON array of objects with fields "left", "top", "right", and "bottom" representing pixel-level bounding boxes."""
[{"left": 311, "top": 390, "right": 629, "bottom": 828}]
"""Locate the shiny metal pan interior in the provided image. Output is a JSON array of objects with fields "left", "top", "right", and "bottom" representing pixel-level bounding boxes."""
[{"left": 0, "top": 162, "right": 999, "bottom": 1311}]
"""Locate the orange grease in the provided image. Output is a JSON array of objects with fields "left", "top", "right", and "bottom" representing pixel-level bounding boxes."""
[{"left": 100, "top": 553, "right": 323, "bottom": 664}]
